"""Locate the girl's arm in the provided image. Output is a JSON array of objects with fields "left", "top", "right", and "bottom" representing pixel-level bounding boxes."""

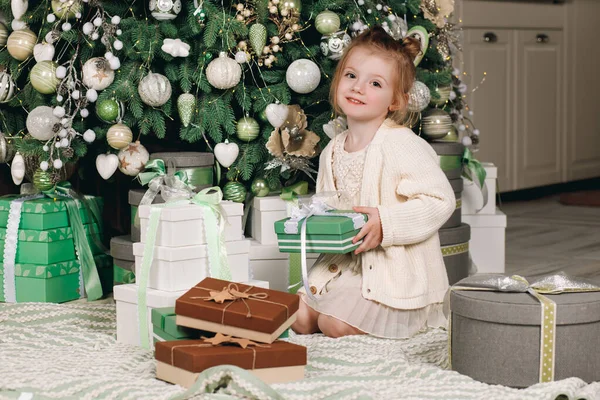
[{"left": 377, "top": 135, "right": 456, "bottom": 247}]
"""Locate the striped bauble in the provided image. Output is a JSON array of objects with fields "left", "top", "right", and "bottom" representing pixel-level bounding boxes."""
[
  {"left": 315, "top": 10, "right": 340, "bottom": 35},
  {"left": 30, "top": 61, "right": 60, "bottom": 94},
  {"left": 223, "top": 181, "right": 247, "bottom": 203},
  {"left": 0, "top": 22, "right": 8, "bottom": 48},
  {"left": 236, "top": 117, "right": 260, "bottom": 142},
  {"left": 7, "top": 28, "right": 37, "bottom": 61},
  {"left": 0, "top": 71, "right": 16, "bottom": 103},
  {"left": 138, "top": 72, "right": 172, "bottom": 107}
]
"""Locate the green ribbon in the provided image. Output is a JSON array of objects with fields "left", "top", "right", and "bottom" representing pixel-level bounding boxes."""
[
  {"left": 42, "top": 183, "right": 103, "bottom": 301},
  {"left": 462, "top": 148, "right": 488, "bottom": 212},
  {"left": 114, "top": 265, "right": 135, "bottom": 284},
  {"left": 138, "top": 159, "right": 212, "bottom": 189},
  {"left": 280, "top": 182, "right": 309, "bottom": 294},
  {"left": 279, "top": 181, "right": 309, "bottom": 203},
  {"left": 438, "top": 155, "right": 462, "bottom": 172}
]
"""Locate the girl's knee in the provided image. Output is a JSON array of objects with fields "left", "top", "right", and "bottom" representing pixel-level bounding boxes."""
[
  {"left": 291, "top": 298, "right": 320, "bottom": 335},
  {"left": 318, "top": 314, "right": 365, "bottom": 338}
]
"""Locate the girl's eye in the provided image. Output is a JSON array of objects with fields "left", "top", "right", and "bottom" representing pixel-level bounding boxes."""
[
  {"left": 372, "top": 81, "right": 381, "bottom": 88},
  {"left": 345, "top": 72, "right": 356, "bottom": 79}
]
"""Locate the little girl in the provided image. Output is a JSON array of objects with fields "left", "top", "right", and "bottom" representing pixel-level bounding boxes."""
[{"left": 291, "top": 26, "right": 456, "bottom": 339}]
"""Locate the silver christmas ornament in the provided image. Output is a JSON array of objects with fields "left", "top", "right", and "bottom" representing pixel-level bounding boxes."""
[
  {"left": 138, "top": 72, "right": 172, "bottom": 107},
  {"left": 0, "top": 71, "right": 16, "bottom": 103},
  {"left": 286, "top": 59, "right": 321, "bottom": 94},
  {"left": 421, "top": 108, "right": 453, "bottom": 140},
  {"left": 320, "top": 31, "right": 351, "bottom": 60},
  {"left": 206, "top": 52, "right": 242, "bottom": 90},
  {"left": 0, "top": 131, "right": 15, "bottom": 163},
  {"left": 26, "top": 106, "right": 60, "bottom": 141},
  {"left": 407, "top": 81, "right": 431, "bottom": 112},
  {"left": 149, "top": 0, "right": 182, "bottom": 20}
]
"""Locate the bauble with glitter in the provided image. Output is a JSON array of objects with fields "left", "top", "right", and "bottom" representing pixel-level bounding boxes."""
[
  {"left": 407, "top": 81, "right": 431, "bottom": 113},
  {"left": 117, "top": 141, "right": 149, "bottom": 176},
  {"left": 82, "top": 57, "right": 115, "bottom": 91},
  {"left": 30, "top": 61, "right": 60, "bottom": 94},
  {"left": 251, "top": 177, "right": 270, "bottom": 197},
  {"left": 96, "top": 98, "right": 124, "bottom": 123},
  {"left": 26, "top": 106, "right": 60, "bottom": 141},
  {"left": 223, "top": 180, "right": 247, "bottom": 203},
  {"left": 138, "top": 72, "right": 172, "bottom": 107},
  {"left": 149, "top": 0, "right": 183, "bottom": 20},
  {"left": 51, "top": 0, "right": 83, "bottom": 19},
  {"left": 0, "top": 71, "right": 16, "bottom": 103},
  {"left": 286, "top": 59, "right": 321, "bottom": 94},
  {"left": 33, "top": 168, "right": 54, "bottom": 191},
  {"left": 7, "top": 28, "right": 37, "bottom": 61},
  {"left": 249, "top": 23, "right": 267, "bottom": 55},
  {"left": 320, "top": 30, "right": 351, "bottom": 60},
  {"left": 206, "top": 52, "right": 242, "bottom": 90},
  {"left": 106, "top": 123, "right": 133, "bottom": 150},
  {"left": 214, "top": 139, "right": 239, "bottom": 168},
  {"left": 315, "top": 10, "right": 340, "bottom": 35},
  {"left": 177, "top": 93, "right": 196, "bottom": 127},
  {"left": 236, "top": 117, "right": 260, "bottom": 142}
]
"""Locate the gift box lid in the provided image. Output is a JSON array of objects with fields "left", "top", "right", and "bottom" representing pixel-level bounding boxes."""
[
  {"left": 253, "top": 195, "right": 313, "bottom": 212},
  {"left": 439, "top": 223, "right": 470, "bottom": 246},
  {"left": 137, "top": 201, "right": 243, "bottom": 221},
  {"left": 274, "top": 212, "right": 367, "bottom": 235},
  {"left": 0, "top": 223, "right": 100, "bottom": 242},
  {"left": 0, "top": 195, "right": 102, "bottom": 214},
  {"left": 110, "top": 235, "right": 135, "bottom": 261},
  {"left": 249, "top": 240, "right": 319, "bottom": 260},
  {"left": 152, "top": 307, "right": 201, "bottom": 339},
  {"left": 462, "top": 210, "right": 507, "bottom": 228},
  {"left": 132, "top": 239, "right": 250, "bottom": 262},
  {"left": 449, "top": 178, "right": 463, "bottom": 193},
  {"left": 0, "top": 254, "right": 112, "bottom": 279},
  {"left": 149, "top": 152, "right": 214, "bottom": 168},
  {"left": 451, "top": 288, "right": 600, "bottom": 326},
  {"left": 113, "top": 283, "right": 187, "bottom": 307},
  {"left": 155, "top": 338, "right": 307, "bottom": 372},
  {"left": 176, "top": 277, "right": 300, "bottom": 334},
  {"left": 128, "top": 189, "right": 166, "bottom": 207},
  {"left": 430, "top": 142, "right": 464, "bottom": 156}
]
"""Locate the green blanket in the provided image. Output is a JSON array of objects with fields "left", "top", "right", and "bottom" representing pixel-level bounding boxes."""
[{"left": 0, "top": 302, "right": 597, "bottom": 400}]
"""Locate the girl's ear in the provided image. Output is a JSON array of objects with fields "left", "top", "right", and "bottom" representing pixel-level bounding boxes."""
[{"left": 389, "top": 93, "right": 409, "bottom": 112}]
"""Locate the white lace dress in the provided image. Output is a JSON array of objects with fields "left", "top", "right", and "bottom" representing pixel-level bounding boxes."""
[{"left": 301, "top": 135, "right": 447, "bottom": 339}]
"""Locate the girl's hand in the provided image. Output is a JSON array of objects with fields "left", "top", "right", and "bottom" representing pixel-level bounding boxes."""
[{"left": 352, "top": 206, "right": 383, "bottom": 255}]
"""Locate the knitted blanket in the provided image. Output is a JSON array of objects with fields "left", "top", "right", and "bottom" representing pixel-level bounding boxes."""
[{"left": 0, "top": 302, "right": 598, "bottom": 400}]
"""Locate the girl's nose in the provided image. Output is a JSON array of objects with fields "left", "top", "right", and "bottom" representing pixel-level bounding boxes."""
[{"left": 352, "top": 82, "right": 364, "bottom": 93}]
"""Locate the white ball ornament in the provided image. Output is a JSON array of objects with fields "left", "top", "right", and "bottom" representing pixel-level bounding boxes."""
[
  {"left": 117, "top": 141, "right": 150, "bottom": 176},
  {"left": 113, "top": 40, "right": 123, "bottom": 50},
  {"left": 138, "top": 72, "right": 172, "bottom": 107},
  {"left": 56, "top": 95, "right": 63, "bottom": 102},
  {"left": 82, "top": 22, "right": 93, "bottom": 35},
  {"left": 60, "top": 137, "right": 69, "bottom": 147},
  {"left": 206, "top": 52, "right": 242, "bottom": 90},
  {"left": 91, "top": 33, "right": 99, "bottom": 40},
  {"left": 86, "top": 89, "right": 98, "bottom": 102},
  {"left": 286, "top": 59, "right": 321, "bottom": 94},
  {"left": 75, "top": 12, "right": 81, "bottom": 18},
  {"left": 149, "top": 0, "right": 182, "bottom": 20},
  {"left": 93, "top": 17, "right": 103, "bottom": 27},
  {"left": 235, "top": 51, "right": 249, "bottom": 64},
  {"left": 462, "top": 136, "right": 473, "bottom": 146},
  {"left": 111, "top": 16, "right": 121, "bottom": 25},
  {"left": 407, "top": 81, "right": 431, "bottom": 112},
  {"left": 116, "top": 29, "right": 122, "bottom": 36},
  {"left": 72, "top": 90, "right": 80, "bottom": 99},
  {"left": 83, "top": 129, "right": 95, "bottom": 143},
  {"left": 40, "top": 161, "right": 49, "bottom": 171},
  {"left": 82, "top": 57, "right": 115, "bottom": 91},
  {"left": 473, "top": 129, "right": 480, "bottom": 136},
  {"left": 59, "top": 128, "right": 67, "bottom": 138},
  {"left": 80, "top": 108, "right": 89, "bottom": 118},
  {"left": 55, "top": 66, "right": 67, "bottom": 79},
  {"left": 53, "top": 106, "right": 66, "bottom": 118},
  {"left": 43, "top": 145, "right": 49, "bottom": 152},
  {"left": 53, "top": 159, "right": 63, "bottom": 169},
  {"left": 26, "top": 106, "right": 60, "bottom": 141},
  {"left": 108, "top": 57, "right": 121, "bottom": 70},
  {"left": 104, "top": 51, "right": 113, "bottom": 60},
  {"left": 47, "top": 14, "right": 57, "bottom": 23},
  {"left": 62, "top": 22, "right": 72, "bottom": 31}
]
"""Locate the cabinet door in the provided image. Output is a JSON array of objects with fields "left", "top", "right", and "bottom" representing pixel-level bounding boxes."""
[
  {"left": 515, "top": 29, "right": 563, "bottom": 189},
  {"left": 462, "top": 29, "right": 515, "bottom": 192}
]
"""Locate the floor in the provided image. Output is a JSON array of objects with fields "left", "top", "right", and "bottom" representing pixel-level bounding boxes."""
[{"left": 501, "top": 194, "right": 600, "bottom": 281}]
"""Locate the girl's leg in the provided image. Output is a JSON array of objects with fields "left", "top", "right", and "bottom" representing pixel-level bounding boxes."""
[
  {"left": 317, "top": 314, "right": 367, "bottom": 338},
  {"left": 291, "top": 294, "right": 321, "bottom": 334}
]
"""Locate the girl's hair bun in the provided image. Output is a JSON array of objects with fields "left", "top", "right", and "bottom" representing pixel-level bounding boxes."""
[{"left": 400, "top": 36, "right": 422, "bottom": 64}]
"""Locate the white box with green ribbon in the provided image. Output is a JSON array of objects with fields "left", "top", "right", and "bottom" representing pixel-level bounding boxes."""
[
  {"left": 249, "top": 194, "right": 312, "bottom": 245},
  {"left": 462, "top": 163, "right": 498, "bottom": 215}
]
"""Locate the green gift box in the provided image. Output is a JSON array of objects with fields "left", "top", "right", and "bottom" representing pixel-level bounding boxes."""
[
  {"left": 274, "top": 211, "right": 367, "bottom": 254},
  {"left": 0, "top": 223, "right": 103, "bottom": 265},
  {"left": 0, "top": 196, "right": 103, "bottom": 230},
  {"left": 151, "top": 307, "right": 204, "bottom": 343},
  {"left": 0, "top": 254, "right": 112, "bottom": 303}
]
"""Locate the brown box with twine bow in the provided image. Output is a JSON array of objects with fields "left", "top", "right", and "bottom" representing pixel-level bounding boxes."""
[
  {"left": 155, "top": 333, "right": 307, "bottom": 387},
  {"left": 175, "top": 278, "right": 300, "bottom": 344}
]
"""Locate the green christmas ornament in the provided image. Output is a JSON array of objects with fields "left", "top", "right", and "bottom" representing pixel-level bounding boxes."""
[
  {"left": 96, "top": 98, "right": 123, "bottom": 123},
  {"left": 249, "top": 23, "right": 267, "bottom": 55},
  {"left": 257, "top": 108, "right": 268, "bottom": 123},
  {"left": 315, "top": 10, "right": 340, "bottom": 35},
  {"left": 51, "top": 0, "right": 82, "bottom": 19},
  {"left": 236, "top": 117, "right": 260, "bottom": 142},
  {"left": 204, "top": 52, "right": 213, "bottom": 61},
  {"left": 251, "top": 178, "right": 270, "bottom": 197},
  {"left": 177, "top": 93, "right": 196, "bottom": 128},
  {"left": 33, "top": 168, "right": 54, "bottom": 191},
  {"left": 223, "top": 181, "right": 247, "bottom": 203},
  {"left": 30, "top": 61, "right": 60, "bottom": 94},
  {"left": 279, "top": 0, "right": 302, "bottom": 14},
  {"left": 430, "top": 85, "right": 452, "bottom": 106}
]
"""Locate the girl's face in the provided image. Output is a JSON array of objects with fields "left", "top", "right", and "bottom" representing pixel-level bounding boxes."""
[{"left": 336, "top": 46, "right": 398, "bottom": 124}]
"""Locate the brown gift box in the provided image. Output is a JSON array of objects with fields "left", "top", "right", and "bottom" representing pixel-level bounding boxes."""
[
  {"left": 155, "top": 337, "right": 307, "bottom": 386},
  {"left": 175, "top": 278, "right": 300, "bottom": 343}
]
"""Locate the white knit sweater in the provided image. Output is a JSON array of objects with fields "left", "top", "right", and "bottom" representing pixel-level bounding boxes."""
[{"left": 309, "top": 119, "right": 456, "bottom": 309}]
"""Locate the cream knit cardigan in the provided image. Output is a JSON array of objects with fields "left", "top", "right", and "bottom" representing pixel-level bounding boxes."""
[{"left": 309, "top": 119, "right": 456, "bottom": 309}]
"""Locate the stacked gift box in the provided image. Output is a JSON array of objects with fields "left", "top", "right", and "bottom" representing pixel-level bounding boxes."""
[
  {"left": 110, "top": 235, "right": 136, "bottom": 285},
  {"left": 0, "top": 195, "right": 112, "bottom": 303},
  {"left": 154, "top": 277, "right": 306, "bottom": 387}
]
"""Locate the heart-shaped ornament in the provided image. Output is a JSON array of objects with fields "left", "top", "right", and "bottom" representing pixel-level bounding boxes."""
[
  {"left": 265, "top": 103, "right": 289, "bottom": 128},
  {"left": 96, "top": 153, "right": 119, "bottom": 180},
  {"left": 214, "top": 139, "right": 239, "bottom": 168},
  {"left": 33, "top": 43, "right": 55, "bottom": 62}
]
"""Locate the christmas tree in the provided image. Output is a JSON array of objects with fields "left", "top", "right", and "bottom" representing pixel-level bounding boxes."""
[{"left": 0, "top": 0, "right": 476, "bottom": 196}]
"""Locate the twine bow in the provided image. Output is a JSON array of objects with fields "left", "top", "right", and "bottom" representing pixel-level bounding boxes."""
[
  {"left": 449, "top": 272, "right": 600, "bottom": 383},
  {"left": 462, "top": 148, "right": 488, "bottom": 212}
]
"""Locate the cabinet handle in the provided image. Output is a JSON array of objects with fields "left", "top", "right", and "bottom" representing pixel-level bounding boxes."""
[
  {"left": 536, "top": 34, "right": 549, "bottom": 43},
  {"left": 483, "top": 32, "right": 497, "bottom": 43}
]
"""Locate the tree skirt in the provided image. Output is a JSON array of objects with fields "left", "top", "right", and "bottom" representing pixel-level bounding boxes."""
[{"left": 0, "top": 302, "right": 598, "bottom": 400}]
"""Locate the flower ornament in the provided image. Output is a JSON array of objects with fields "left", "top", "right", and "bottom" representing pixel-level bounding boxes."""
[
  {"left": 266, "top": 105, "right": 320, "bottom": 158},
  {"left": 420, "top": 0, "right": 455, "bottom": 28},
  {"left": 161, "top": 38, "right": 191, "bottom": 58}
]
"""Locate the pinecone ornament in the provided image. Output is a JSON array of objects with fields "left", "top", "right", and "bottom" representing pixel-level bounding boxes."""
[
  {"left": 249, "top": 23, "right": 267, "bottom": 55},
  {"left": 177, "top": 93, "right": 196, "bottom": 127}
]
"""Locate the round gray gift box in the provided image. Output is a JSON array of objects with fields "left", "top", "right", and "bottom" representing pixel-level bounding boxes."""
[
  {"left": 441, "top": 178, "right": 463, "bottom": 229},
  {"left": 430, "top": 142, "right": 464, "bottom": 179},
  {"left": 450, "top": 289, "right": 600, "bottom": 388},
  {"left": 110, "top": 235, "right": 135, "bottom": 284},
  {"left": 439, "top": 223, "right": 470, "bottom": 285},
  {"left": 149, "top": 152, "right": 214, "bottom": 168},
  {"left": 128, "top": 189, "right": 165, "bottom": 242}
]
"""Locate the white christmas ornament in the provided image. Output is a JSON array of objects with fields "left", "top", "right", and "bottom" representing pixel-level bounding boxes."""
[
  {"left": 286, "top": 59, "right": 321, "bottom": 94},
  {"left": 265, "top": 103, "right": 288, "bottom": 128},
  {"left": 113, "top": 40, "right": 123, "bottom": 50},
  {"left": 108, "top": 57, "right": 121, "bottom": 70},
  {"left": 96, "top": 153, "right": 119, "bottom": 180},
  {"left": 26, "top": 106, "right": 59, "bottom": 141},
  {"left": 214, "top": 139, "right": 239, "bottom": 168},
  {"left": 93, "top": 17, "right": 102, "bottom": 27},
  {"left": 82, "top": 57, "right": 115, "bottom": 91},
  {"left": 33, "top": 43, "right": 55, "bottom": 62},
  {"left": 407, "top": 81, "right": 431, "bottom": 112},
  {"left": 235, "top": 51, "right": 249, "bottom": 64},
  {"left": 11, "top": 152, "right": 25, "bottom": 185},
  {"left": 149, "top": 0, "right": 182, "bottom": 20},
  {"left": 53, "top": 106, "right": 65, "bottom": 118},
  {"left": 206, "top": 52, "right": 242, "bottom": 90},
  {"left": 117, "top": 141, "right": 149, "bottom": 176},
  {"left": 82, "top": 22, "right": 93, "bottom": 35},
  {"left": 80, "top": 108, "right": 89, "bottom": 117},
  {"left": 40, "top": 161, "right": 49, "bottom": 171},
  {"left": 55, "top": 65, "right": 67, "bottom": 79},
  {"left": 53, "top": 158, "right": 63, "bottom": 169},
  {"left": 138, "top": 72, "right": 172, "bottom": 107},
  {"left": 11, "top": 0, "right": 28, "bottom": 21},
  {"left": 86, "top": 88, "right": 98, "bottom": 102},
  {"left": 11, "top": 20, "right": 27, "bottom": 31},
  {"left": 83, "top": 129, "right": 95, "bottom": 143},
  {"left": 111, "top": 16, "right": 121, "bottom": 25},
  {"left": 161, "top": 38, "right": 190, "bottom": 57},
  {"left": 0, "top": 72, "right": 16, "bottom": 103}
]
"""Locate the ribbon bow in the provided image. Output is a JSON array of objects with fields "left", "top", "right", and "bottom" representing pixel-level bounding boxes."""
[
  {"left": 462, "top": 148, "right": 488, "bottom": 213},
  {"left": 192, "top": 283, "right": 269, "bottom": 319},
  {"left": 201, "top": 332, "right": 269, "bottom": 349},
  {"left": 279, "top": 181, "right": 309, "bottom": 203},
  {"left": 137, "top": 159, "right": 194, "bottom": 209},
  {"left": 449, "top": 272, "right": 600, "bottom": 383}
]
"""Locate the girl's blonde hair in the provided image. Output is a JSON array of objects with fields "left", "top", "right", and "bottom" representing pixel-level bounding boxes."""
[{"left": 329, "top": 26, "right": 421, "bottom": 124}]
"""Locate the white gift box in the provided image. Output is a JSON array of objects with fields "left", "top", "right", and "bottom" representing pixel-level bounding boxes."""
[
  {"left": 139, "top": 201, "right": 243, "bottom": 247},
  {"left": 462, "top": 209, "right": 507, "bottom": 274},
  {"left": 114, "top": 283, "right": 187, "bottom": 347},
  {"left": 462, "top": 163, "right": 497, "bottom": 215},
  {"left": 133, "top": 239, "right": 251, "bottom": 292},
  {"left": 248, "top": 195, "right": 311, "bottom": 245},
  {"left": 249, "top": 239, "right": 319, "bottom": 292}
]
